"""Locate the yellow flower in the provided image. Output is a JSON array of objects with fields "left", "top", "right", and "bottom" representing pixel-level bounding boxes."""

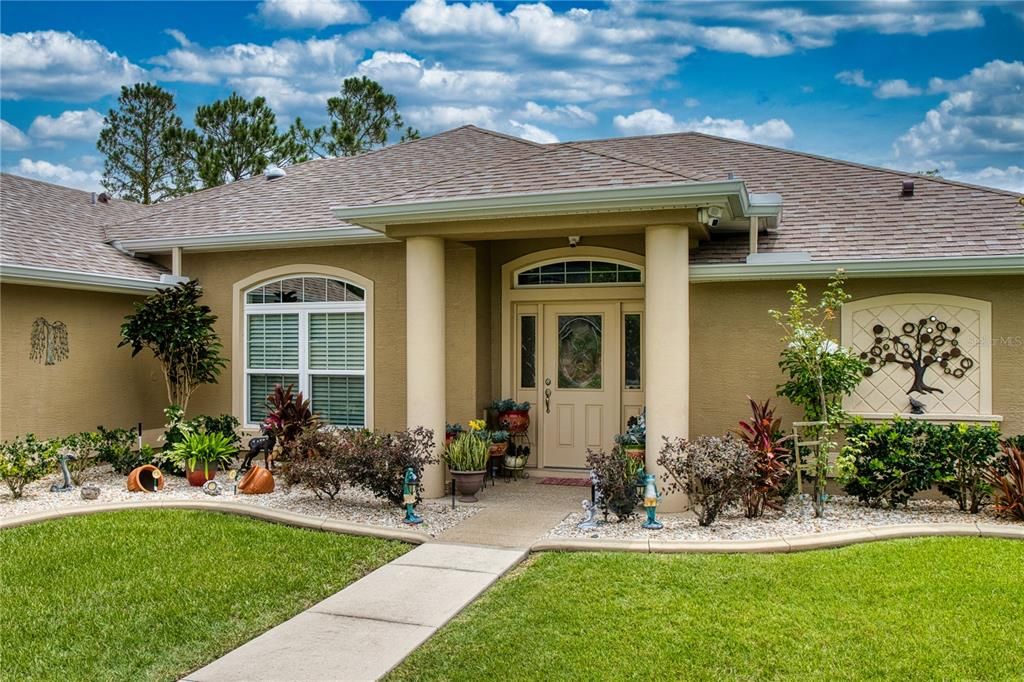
[{"left": 468, "top": 419, "right": 487, "bottom": 432}]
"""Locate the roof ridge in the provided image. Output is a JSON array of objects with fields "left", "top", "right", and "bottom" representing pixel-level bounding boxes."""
[
  {"left": 0, "top": 172, "right": 142, "bottom": 206},
  {"left": 462, "top": 125, "right": 547, "bottom": 149},
  {"left": 560, "top": 140, "right": 703, "bottom": 182}
]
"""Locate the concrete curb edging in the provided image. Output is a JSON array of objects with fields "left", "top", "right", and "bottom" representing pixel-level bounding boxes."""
[
  {"left": 531, "top": 522, "right": 1024, "bottom": 554},
  {"left": 0, "top": 499, "right": 429, "bottom": 544}
]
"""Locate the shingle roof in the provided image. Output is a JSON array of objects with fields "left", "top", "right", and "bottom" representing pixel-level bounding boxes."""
[{"left": 0, "top": 174, "right": 166, "bottom": 281}]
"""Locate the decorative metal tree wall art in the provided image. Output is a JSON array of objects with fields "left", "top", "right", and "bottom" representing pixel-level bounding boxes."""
[
  {"left": 29, "top": 317, "right": 69, "bottom": 365},
  {"left": 860, "top": 315, "right": 976, "bottom": 395}
]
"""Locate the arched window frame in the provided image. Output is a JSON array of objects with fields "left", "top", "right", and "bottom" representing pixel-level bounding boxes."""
[
  {"left": 513, "top": 257, "right": 644, "bottom": 289},
  {"left": 233, "top": 266, "right": 374, "bottom": 430}
]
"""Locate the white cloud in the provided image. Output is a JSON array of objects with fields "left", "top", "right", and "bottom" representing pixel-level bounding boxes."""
[
  {"left": 256, "top": 0, "right": 369, "bottom": 29},
  {"left": 874, "top": 79, "right": 923, "bottom": 99},
  {"left": 836, "top": 69, "right": 872, "bottom": 88},
  {"left": 950, "top": 164, "right": 1024, "bottom": 192},
  {"left": 613, "top": 108, "right": 794, "bottom": 146},
  {"left": 10, "top": 158, "right": 103, "bottom": 192},
  {"left": 404, "top": 104, "right": 556, "bottom": 143},
  {"left": 357, "top": 51, "right": 516, "bottom": 103},
  {"left": 0, "top": 31, "right": 145, "bottom": 101},
  {"left": 682, "top": 97, "right": 700, "bottom": 108},
  {"left": 695, "top": 25, "right": 792, "bottom": 57},
  {"left": 28, "top": 109, "right": 104, "bottom": 141},
  {"left": 1, "top": 120, "right": 30, "bottom": 151},
  {"left": 506, "top": 119, "right": 558, "bottom": 144},
  {"left": 514, "top": 101, "right": 596, "bottom": 126}
]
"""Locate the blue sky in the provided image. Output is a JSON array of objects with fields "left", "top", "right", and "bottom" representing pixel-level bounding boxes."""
[{"left": 1, "top": 0, "right": 1022, "bottom": 192}]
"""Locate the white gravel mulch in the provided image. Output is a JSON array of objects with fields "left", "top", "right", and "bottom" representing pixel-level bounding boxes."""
[
  {"left": 0, "top": 465, "right": 479, "bottom": 537},
  {"left": 547, "top": 494, "right": 1021, "bottom": 541}
]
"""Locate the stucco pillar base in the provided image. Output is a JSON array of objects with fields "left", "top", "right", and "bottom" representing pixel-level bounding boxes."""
[
  {"left": 406, "top": 236, "right": 446, "bottom": 498},
  {"left": 644, "top": 224, "right": 690, "bottom": 513}
]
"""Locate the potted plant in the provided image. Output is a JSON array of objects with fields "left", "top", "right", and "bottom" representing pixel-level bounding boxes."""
[
  {"left": 165, "top": 428, "right": 238, "bottom": 486},
  {"left": 615, "top": 410, "right": 646, "bottom": 464},
  {"left": 503, "top": 443, "right": 530, "bottom": 473},
  {"left": 489, "top": 430, "right": 510, "bottom": 457},
  {"left": 444, "top": 420, "right": 489, "bottom": 502},
  {"left": 445, "top": 423, "right": 464, "bottom": 448},
  {"left": 491, "top": 399, "right": 531, "bottom": 434}
]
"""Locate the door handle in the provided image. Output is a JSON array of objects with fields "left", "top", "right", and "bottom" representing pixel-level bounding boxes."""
[{"left": 544, "top": 387, "right": 552, "bottom": 414}]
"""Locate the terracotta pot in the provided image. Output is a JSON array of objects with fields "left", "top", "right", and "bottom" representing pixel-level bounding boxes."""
[
  {"left": 451, "top": 470, "right": 486, "bottom": 502},
  {"left": 185, "top": 462, "right": 217, "bottom": 487},
  {"left": 498, "top": 409, "right": 530, "bottom": 434},
  {"left": 127, "top": 465, "right": 165, "bottom": 493},
  {"left": 489, "top": 442, "right": 508, "bottom": 456},
  {"left": 238, "top": 465, "right": 275, "bottom": 494},
  {"left": 623, "top": 445, "right": 645, "bottom": 462}
]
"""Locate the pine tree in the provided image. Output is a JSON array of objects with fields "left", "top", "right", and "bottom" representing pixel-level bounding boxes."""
[{"left": 97, "top": 83, "right": 194, "bottom": 204}]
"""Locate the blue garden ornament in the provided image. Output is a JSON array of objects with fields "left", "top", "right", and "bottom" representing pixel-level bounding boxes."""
[
  {"left": 402, "top": 467, "right": 423, "bottom": 525},
  {"left": 641, "top": 474, "right": 663, "bottom": 530}
]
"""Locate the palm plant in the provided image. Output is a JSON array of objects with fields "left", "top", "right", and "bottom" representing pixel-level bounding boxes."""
[{"left": 165, "top": 429, "right": 237, "bottom": 479}]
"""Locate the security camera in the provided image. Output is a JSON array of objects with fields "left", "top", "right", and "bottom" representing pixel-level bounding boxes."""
[
  {"left": 699, "top": 207, "right": 723, "bottom": 228},
  {"left": 568, "top": 235, "right": 581, "bottom": 248}
]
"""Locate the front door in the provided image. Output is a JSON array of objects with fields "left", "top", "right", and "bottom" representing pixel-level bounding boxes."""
[{"left": 541, "top": 302, "right": 621, "bottom": 468}]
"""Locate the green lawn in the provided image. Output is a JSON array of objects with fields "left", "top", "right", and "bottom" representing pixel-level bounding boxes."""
[
  {"left": 390, "top": 538, "right": 1024, "bottom": 681},
  {"left": 0, "top": 510, "right": 408, "bottom": 681}
]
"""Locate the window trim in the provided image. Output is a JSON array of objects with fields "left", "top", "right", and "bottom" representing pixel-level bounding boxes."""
[
  {"left": 232, "top": 266, "right": 374, "bottom": 431},
  {"left": 513, "top": 257, "right": 644, "bottom": 289}
]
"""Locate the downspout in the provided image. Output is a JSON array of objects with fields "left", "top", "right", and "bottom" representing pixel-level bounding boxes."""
[
  {"left": 110, "top": 240, "right": 135, "bottom": 257},
  {"left": 748, "top": 216, "right": 758, "bottom": 256},
  {"left": 171, "top": 247, "right": 183, "bottom": 276}
]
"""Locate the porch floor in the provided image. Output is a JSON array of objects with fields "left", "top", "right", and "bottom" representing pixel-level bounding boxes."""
[{"left": 436, "top": 472, "right": 585, "bottom": 548}]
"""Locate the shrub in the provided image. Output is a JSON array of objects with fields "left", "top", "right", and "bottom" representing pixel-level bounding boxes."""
[
  {"left": 164, "top": 429, "right": 237, "bottom": 478},
  {"left": 734, "top": 398, "right": 791, "bottom": 518},
  {"left": 0, "top": 434, "right": 58, "bottom": 498},
  {"left": 838, "top": 418, "right": 945, "bottom": 509},
  {"left": 96, "top": 426, "right": 147, "bottom": 475},
  {"left": 265, "top": 384, "right": 318, "bottom": 458},
  {"left": 59, "top": 432, "right": 102, "bottom": 485},
  {"left": 1003, "top": 434, "right": 1024, "bottom": 452},
  {"left": 586, "top": 446, "right": 643, "bottom": 521},
  {"left": 658, "top": 435, "right": 754, "bottom": 527},
  {"left": 288, "top": 428, "right": 351, "bottom": 500},
  {"left": 342, "top": 427, "right": 437, "bottom": 507},
  {"left": 985, "top": 443, "right": 1024, "bottom": 521},
  {"left": 936, "top": 423, "right": 1003, "bottom": 513}
]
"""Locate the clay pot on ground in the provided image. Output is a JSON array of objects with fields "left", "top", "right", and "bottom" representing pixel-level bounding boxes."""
[
  {"left": 127, "top": 465, "right": 165, "bottom": 492},
  {"left": 238, "top": 465, "right": 275, "bottom": 494},
  {"left": 451, "top": 470, "right": 486, "bottom": 503},
  {"left": 498, "top": 410, "right": 530, "bottom": 434},
  {"left": 185, "top": 462, "right": 217, "bottom": 487}
]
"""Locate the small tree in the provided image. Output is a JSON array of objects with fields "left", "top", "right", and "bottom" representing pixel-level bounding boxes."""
[
  {"left": 770, "top": 271, "right": 865, "bottom": 517},
  {"left": 119, "top": 280, "right": 226, "bottom": 412}
]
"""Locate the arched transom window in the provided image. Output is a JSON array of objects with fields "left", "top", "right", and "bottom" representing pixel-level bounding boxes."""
[
  {"left": 244, "top": 275, "right": 366, "bottom": 428},
  {"left": 514, "top": 259, "right": 643, "bottom": 288}
]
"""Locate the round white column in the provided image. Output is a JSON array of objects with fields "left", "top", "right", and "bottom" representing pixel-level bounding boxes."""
[
  {"left": 406, "top": 235, "right": 446, "bottom": 498},
  {"left": 644, "top": 224, "right": 690, "bottom": 512}
]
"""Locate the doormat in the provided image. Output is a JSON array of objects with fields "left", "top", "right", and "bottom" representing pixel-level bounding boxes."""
[{"left": 536, "top": 477, "right": 591, "bottom": 487}]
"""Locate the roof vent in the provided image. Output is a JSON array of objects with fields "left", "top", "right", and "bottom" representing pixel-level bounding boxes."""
[
  {"left": 727, "top": 171, "right": 736, "bottom": 180},
  {"left": 90, "top": 192, "right": 97, "bottom": 205},
  {"left": 265, "top": 166, "right": 286, "bottom": 180},
  {"left": 901, "top": 179, "right": 914, "bottom": 197}
]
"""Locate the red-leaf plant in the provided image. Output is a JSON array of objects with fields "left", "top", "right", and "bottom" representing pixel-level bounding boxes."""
[
  {"left": 985, "top": 442, "right": 1024, "bottom": 521},
  {"left": 264, "top": 384, "right": 318, "bottom": 459},
  {"left": 734, "top": 397, "right": 792, "bottom": 518}
]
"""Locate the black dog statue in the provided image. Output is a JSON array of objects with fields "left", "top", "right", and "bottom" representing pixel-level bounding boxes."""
[{"left": 241, "top": 426, "right": 276, "bottom": 473}]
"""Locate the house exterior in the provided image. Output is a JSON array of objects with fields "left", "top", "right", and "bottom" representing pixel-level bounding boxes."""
[{"left": 2, "top": 126, "right": 1022, "bottom": 508}]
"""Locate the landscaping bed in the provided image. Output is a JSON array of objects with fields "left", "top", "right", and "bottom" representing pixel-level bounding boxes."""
[
  {"left": 0, "top": 464, "right": 478, "bottom": 536},
  {"left": 388, "top": 537, "right": 1024, "bottom": 681},
  {"left": 0, "top": 509, "right": 408, "bottom": 681},
  {"left": 548, "top": 493, "right": 1018, "bottom": 541}
]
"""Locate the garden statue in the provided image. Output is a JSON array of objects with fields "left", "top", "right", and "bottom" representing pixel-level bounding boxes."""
[
  {"left": 590, "top": 470, "right": 607, "bottom": 522},
  {"left": 402, "top": 467, "right": 423, "bottom": 525},
  {"left": 241, "top": 425, "right": 276, "bottom": 473},
  {"left": 81, "top": 483, "right": 100, "bottom": 500},
  {"left": 50, "top": 452, "right": 74, "bottom": 493},
  {"left": 578, "top": 499, "right": 599, "bottom": 530},
  {"left": 641, "top": 474, "right": 663, "bottom": 530}
]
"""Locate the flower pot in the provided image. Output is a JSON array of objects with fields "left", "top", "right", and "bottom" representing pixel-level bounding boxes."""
[
  {"left": 451, "top": 470, "right": 486, "bottom": 502},
  {"left": 185, "top": 462, "right": 217, "bottom": 487},
  {"left": 499, "top": 409, "right": 530, "bottom": 434},
  {"left": 127, "top": 465, "right": 164, "bottom": 493},
  {"left": 489, "top": 442, "right": 508, "bottom": 457},
  {"left": 503, "top": 453, "right": 528, "bottom": 470},
  {"left": 623, "top": 445, "right": 645, "bottom": 462},
  {"left": 238, "top": 465, "right": 275, "bottom": 494}
]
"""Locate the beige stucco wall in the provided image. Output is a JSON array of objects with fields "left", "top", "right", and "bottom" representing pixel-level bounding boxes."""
[
  {"left": 178, "top": 241, "right": 488, "bottom": 432},
  {"left": 0, "top": 284, "right": 166, "bottom": 440}
]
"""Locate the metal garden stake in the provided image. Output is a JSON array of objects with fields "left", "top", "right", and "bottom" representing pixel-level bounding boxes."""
[
  {"left": 641, "top": 473, "right": 663, "bottom": 530},
  {"left": 402, "top": 467, "right": 423, "bottom": 525}
]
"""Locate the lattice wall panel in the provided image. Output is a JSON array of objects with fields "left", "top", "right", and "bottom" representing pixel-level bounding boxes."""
[{"left": 846, "top": 301, "right": 983, "bottom": 416}]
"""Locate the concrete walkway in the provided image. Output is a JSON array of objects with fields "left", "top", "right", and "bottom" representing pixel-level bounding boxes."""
[{"left": 183, "top": 542, "right": 525, "bottom": 682}]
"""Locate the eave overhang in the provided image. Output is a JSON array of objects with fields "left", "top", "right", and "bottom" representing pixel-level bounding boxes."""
[
  {"left": 0, "top": 263, "right": 165, "bottom": 294},
  {"left": 689, "top": 255, "right": 1024, "bottom": 283}
]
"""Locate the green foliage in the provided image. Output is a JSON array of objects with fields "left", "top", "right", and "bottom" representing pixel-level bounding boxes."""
[
  {"left": 119, "top": 280, "right": 226, "bottom": 413},
  {"left": 489, "top": 398, "right": 530, "bottom": 412},
  {"left": 489, "top": 430, "right": 510, "bottom": 443},
  {"left": 658, "top": 435, "right": 755, "bottom": 526},
  {"left": 839, "top": 418, "right": 946, "bottom": 508},
  {"left": 97, "top": 82, "right": 194, "bottom": 203},
  {"left": 95, "top": 426, "right": 146, "bottom": 475},
  {"left": 168, "top": 92, "right": 304, "bottom": 187},
  {"left": 444, "top": 431, "right": 490, "bottom": 472},
  {"left": 770, "top": 271, "right": 865, "bottom": 517},
  {"left": 0, "top": 434, "right": 57, "bottom": 498},
  {"left": 935, "top": 422, "right": 1002, "bottom": 513},
  {"left": 164, "top": 429, "right": 237, "bottom": 477},
  {"left": 58, "top": 431, "right": 102, "bottom": 485},
  {"left": 614, "top": 410, "right": 646, "bottom": 447},
  {"left": 162, "top": 405, "right": 241, "bottom": 451},
  {"left": 586, "top": 446, "right": 643, "bottom": 521},
  {"left": 985, "top": 442, "right": 1024, "bottom": 521}
]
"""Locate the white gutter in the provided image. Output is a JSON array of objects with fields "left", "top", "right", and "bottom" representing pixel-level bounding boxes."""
[
  {"left": 114, "top": 226, "right": 393, "bottom": 253},
  {"left": 332, "top": 180, "right": 775, "bottom": 229},
  {"left": 690, "top": 255, "right": 1024, "bottom": 282},
  {"left": 0, "top": 264, "right": 165, "bottom": 293}
]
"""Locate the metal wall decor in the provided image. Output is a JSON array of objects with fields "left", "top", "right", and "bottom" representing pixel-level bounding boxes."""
[
  {"left": 860, "top": 315, "right": 977, "bottom": 395},
  {"left": 30, "top": 317, "right": 69, "bottom": 365}
]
